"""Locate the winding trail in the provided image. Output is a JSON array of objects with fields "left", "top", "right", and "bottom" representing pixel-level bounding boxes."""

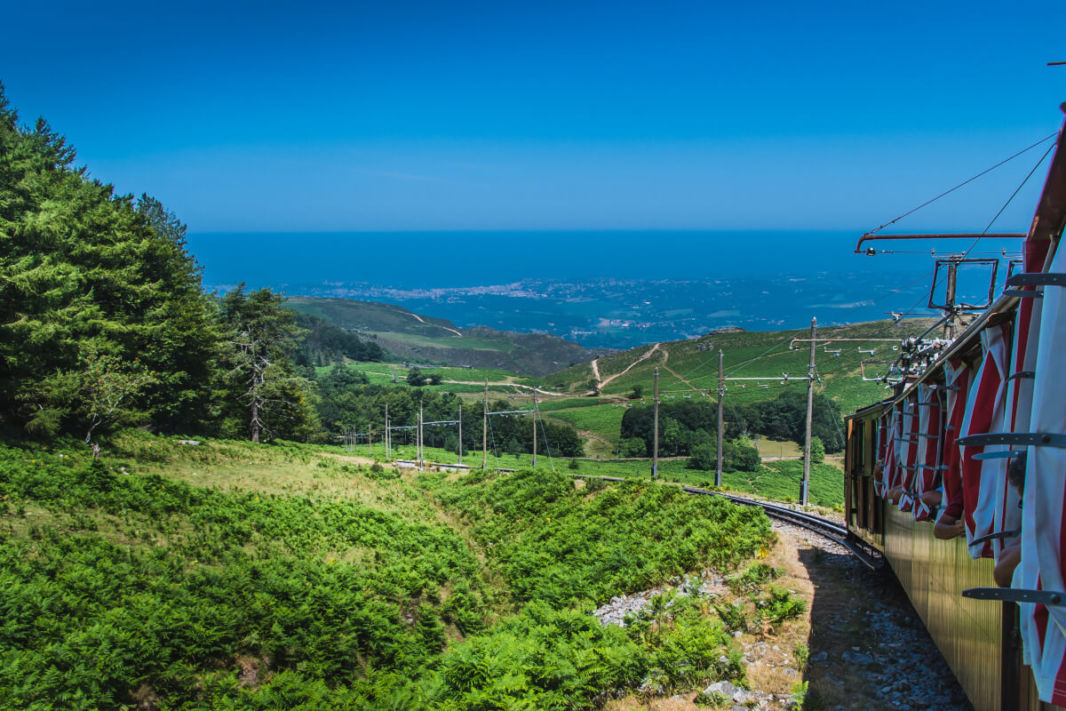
[
  {"left": 408, "top": 310, "right": 463, "bottom": 337},
  {"left": 595, "top": 343, "right": 662, "bottom": 391},
  {"left": 443, "top": 380, "right": 570, "bottom": 397}
]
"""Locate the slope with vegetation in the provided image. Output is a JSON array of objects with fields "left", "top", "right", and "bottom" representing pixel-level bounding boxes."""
[
  {"left": 286, "top": 296, "right": 607, "bottom": 377},
  {"left": 0, "top": 433, "right": 783, "bottom": 709}
]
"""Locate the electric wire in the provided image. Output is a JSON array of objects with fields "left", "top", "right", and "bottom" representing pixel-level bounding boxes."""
[
  {"left": 960, "top": 141, "right": 1057, "bottom": 259},
  {"left": 864, "top": 132, "right": 1058, "bottom": 236}
]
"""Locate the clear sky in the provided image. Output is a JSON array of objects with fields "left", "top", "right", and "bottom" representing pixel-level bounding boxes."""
[{"left": 3, "top": 0, "right": 1064, "bottom": 233}]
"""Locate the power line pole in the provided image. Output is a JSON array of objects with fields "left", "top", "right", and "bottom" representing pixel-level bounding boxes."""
[
  {"left": 532, "top": 392, "right": 538, "bottom": 467},
  {"left": 652, "top": 368, "right": 660, "bottom": 479},
  {"left": 482, "top": 378, "right": 488, "bottom": 470},
  {"left": 418, "top": 399, "right": 424, "bottom": 471},
  {"left": 716, "top": 349, "right": 724, "bottom": 487},
  {"left": 944, "top": 260, "right": 959, "bottom": 340},
  {"left": 458, "top": 403, "right": 463, "bottom": 466},
  {"left": 385, "top": 404, "right": 390, "bottom": 460},
  {"left": 802, "top": 317, "right": 817, "bottom": 506}
]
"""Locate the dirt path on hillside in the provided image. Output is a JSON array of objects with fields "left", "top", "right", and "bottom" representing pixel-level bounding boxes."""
[
  {"left": 442, "top": 380, "right": 570, "bottom": 397},
  {"left": 408, "top": 310, "right": 463, "bottom": 337},
  {"left": 595, "top": 343, "right": 662, "bottom": 392}
]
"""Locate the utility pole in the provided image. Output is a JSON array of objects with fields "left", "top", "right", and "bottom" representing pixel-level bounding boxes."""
[
  {"left": 458, "top": 403, "right": 463, "bottom": 466},
  {"left": 532, "top": 393, "right": 538, "bottom": 467},
  {"left": 716, "top": 350, "right": 724, "bottom": 487},
  {"left": 944, "top": 260, "right": 959, "bottom": 340},
  {"left": 482, "top": 379, "right": 488, "bottom": 470},
  {"left": 418, "top": 399, "right": 424, "bottom": 471},
  {"left": 802, "top": 317, "right": 817, "bottom": 506},
  {"left": 368, "top": 427, "right": 372, "bottom": 457},
  {"left": 385, "top": 404, "right": 390, "bottom": 459},
  {"left": 652, "top": 368, "right": 660, "bottom": 479}
]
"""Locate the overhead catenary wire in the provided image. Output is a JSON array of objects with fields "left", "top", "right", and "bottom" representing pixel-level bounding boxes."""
[
  {"left": 863, "top": 132, "right": 1058, "bottom": 237},
  {"left": 963, "top": 140, "right": 1061, "bottom": 260}
]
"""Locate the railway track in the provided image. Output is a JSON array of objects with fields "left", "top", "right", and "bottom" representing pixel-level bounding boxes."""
[
  {"left": 574, "top": 475, "right": 884, "bottom": 570},
  {"left": 685, "top": 487, "right": 885, "bottom": 570}
]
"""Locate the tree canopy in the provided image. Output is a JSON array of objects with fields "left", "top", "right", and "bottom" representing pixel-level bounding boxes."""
[{"left": 0, "top": 85, "right": 220, "bottom": 440}]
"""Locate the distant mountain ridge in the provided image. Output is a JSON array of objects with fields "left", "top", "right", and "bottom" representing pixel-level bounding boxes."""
[{"left": 285, "top": 296, "right": 610, "bottom": 376}]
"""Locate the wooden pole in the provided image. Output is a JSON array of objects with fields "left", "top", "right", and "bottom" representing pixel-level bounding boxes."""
[
  {"left": 944, "top": 261, "right": 959, "bottom": 340},
  {"left": 652, "top": 368, "right": 659, "bottom": 479},
  {"left": 482, "top": 379, "right": 488, "bottom": 470},
  {"left": 385, "top": 404, "right": 390, "bottom": 459},
  {"left": 458, "top": 403, "right": 463, "bottom": 466},
  {"left": 802, "top": 317, "right": 817, "bottom": 506},
  {"left": 532, "top": 392, "right": 537, "bottom": 467},
  {"left": 418, "top": 400, "right": 424, "bottom": 471},
  {"left": 716, "top": 349, "right": 724, "bottom": 488}
]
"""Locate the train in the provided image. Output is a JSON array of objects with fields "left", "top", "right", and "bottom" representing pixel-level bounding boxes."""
[{"left": 844, "top": 105, "right": 1066, "bottom": 711}]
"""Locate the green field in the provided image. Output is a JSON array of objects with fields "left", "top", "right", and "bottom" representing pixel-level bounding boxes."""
[{"left": 354, "top": 438, "right": 844, "bottom": 509}]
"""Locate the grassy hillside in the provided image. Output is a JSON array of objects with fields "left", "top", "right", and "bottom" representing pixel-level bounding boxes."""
[
  {"left": 0, "top": 431, "right": 790, "bottom": 709},
  {"left": 546, "top": 318, "right": 934, "bottom": 416},
  {"left": 287, "top": 296, "right": 604, "bottom": 376}
]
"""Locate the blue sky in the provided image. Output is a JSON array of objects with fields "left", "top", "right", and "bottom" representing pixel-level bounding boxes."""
[{"left": 3, "top": 0, "right": 1064, "bottom": 232}]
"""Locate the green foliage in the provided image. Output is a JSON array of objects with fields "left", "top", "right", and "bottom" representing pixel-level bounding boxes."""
[
  {"left": 811, "top": 436, "right": 825, "bottom": 464},
  {"left": 0, "top": 439, "right": 488, "bottom": 709},
  {"left": 688, "top": 442, "right": 717, "bottom": 470},
  {"left": 742, "top": 391, "right": 844, "bottom": 453},
  {"left": 688, "top": 437, "right": 759, "bottom": 473},
  {"left": 726, "top": 563, "right": 780, "bottom": 594},
  {"left": 0, "top": 88, "right": 220, "bottom": 437},
  {"left": 620, "top": 401, "right": 742, "bottom": 458},
  {"left": 724, "top": 437, "right": 761, "bottom": 472},
  {"left": 218, "top": 285, "right": 320, "bottom": 442},
  {"left": 422, "top": 469, "right": 772, "bottom": 608},
  {"left": 756, "top": 584, "right": 806, "bottom": 625},
  {"left": 291, "top": 311, "right": 383, "bottom": 366},
  {"left": 621, "top": 436, "right": 648, "bottom": 458},
  {"left": 790, "top": 680, "right": 810, "bottom": 709},
  {"left": 0, "top": 434, "right": 778, "bottom": 709}
]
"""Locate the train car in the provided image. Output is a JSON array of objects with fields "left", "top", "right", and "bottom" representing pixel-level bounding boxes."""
[{"left": 845, "top": 106, "right": 1066, "bottom": 711}]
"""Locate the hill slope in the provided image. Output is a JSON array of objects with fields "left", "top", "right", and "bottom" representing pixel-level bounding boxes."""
[
  {"left": 286, "top": 296, "right": 605, "bottom": 376},
  {"left": 0, "top": 432, "right": 778, "bottom": 709},
  {"left": 545, "top": 318, "right": 935, "bottom": 416}
]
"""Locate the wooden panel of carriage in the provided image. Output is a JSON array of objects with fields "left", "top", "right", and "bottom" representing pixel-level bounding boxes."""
[{"left": 845, "top": 412, "right": 1065, "bottom": 711}]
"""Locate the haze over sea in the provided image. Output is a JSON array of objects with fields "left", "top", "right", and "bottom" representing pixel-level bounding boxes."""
[{"left": 189, "top": 230, "right": 1015, "bottom": 349}]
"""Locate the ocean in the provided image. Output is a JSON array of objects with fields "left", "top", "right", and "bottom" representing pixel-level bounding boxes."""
[{"left": 186, "top": 231, "right": 1019, "bottom": 348}]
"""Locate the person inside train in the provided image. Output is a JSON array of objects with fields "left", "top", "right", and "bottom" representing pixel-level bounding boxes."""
[
  {"left": 993, "top": 452, "right": 1027, "bottom": 587},
  {"left": 933, "top": 484, "right": 964, "bottom": 540}
]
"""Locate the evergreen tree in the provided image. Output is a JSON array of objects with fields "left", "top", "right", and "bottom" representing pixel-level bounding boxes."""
[
  {"left": 0, "top": 84, "right": 220, "bottom": 438},
  {"left": 218, "top": 285, "right": 319, "bottom": 442}
]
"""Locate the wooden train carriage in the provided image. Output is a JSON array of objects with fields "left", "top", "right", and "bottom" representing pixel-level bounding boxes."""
[{"left": 845, "top": 107, "right": 1066, "bottom": 711}]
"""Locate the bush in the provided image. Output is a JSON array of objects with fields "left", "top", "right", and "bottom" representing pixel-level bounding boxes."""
[
  {"left": 621, "top": 437, "right": 647, "bottom": 458},
  {"left": 811, "top": 436, "right": 825, "bottom": 464},
  {"left": 688, "top": 442, "right": 716, "bottom": 471}
]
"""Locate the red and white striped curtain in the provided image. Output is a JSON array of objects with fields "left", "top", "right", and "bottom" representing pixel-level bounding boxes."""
[
  {"left": 959, "top": 323, "right": 1011, "bottom": 559},
  {"left": 913, "top": 383, "right": 942, "bottom": 521},
  {"left": 878, "top": 406, "right": 900, "bottom": 497},
  {"left": 1016, "top": 241, "right": 1065, "bottom": 704},
  {"left": 897, "top": 393, "right": 921, "bottom": 511},
  {"left": 939, "top": 360, "right": 970, "bottom": 523}
]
